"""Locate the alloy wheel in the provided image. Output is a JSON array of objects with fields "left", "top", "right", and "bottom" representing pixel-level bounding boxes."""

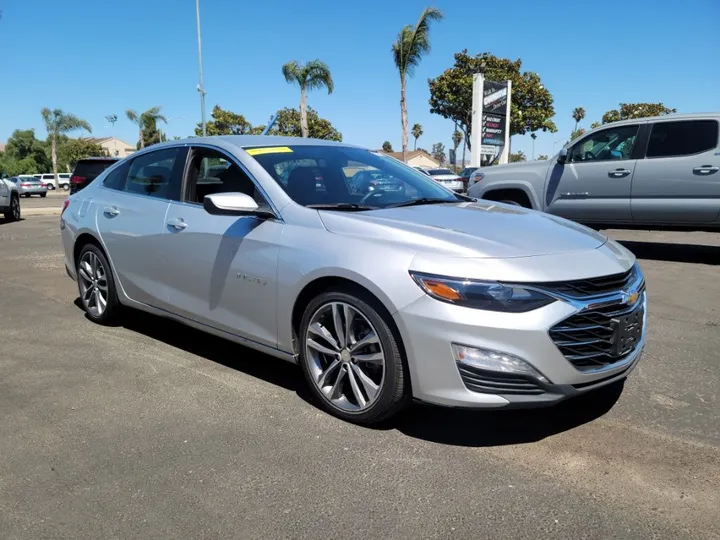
[
  {"left": 78, "top": 251, "right": 109, "bottom": 317},
  {"left": 305, "top": 301, "right": 386, "bottom": 412},
  {"left": 11, "top": 197, "right": 20, "bottom": 220}
]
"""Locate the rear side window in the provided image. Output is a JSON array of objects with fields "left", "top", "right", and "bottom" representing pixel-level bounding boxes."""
[
  {"left": 646, "top": 120, "right": 719, "bottom": 158},
  {"left": 104, "top": 148, "right": 183, "bottom": 200}
]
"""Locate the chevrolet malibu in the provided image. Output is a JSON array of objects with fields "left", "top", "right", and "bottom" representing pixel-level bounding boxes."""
[{"left": 60, "top": 136, "right": 647, "bottom": 425}]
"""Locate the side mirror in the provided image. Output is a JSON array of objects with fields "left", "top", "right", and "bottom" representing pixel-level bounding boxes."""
[
  {"left": 203, "top": 192, "right": 274, "bottom": 218},
  {"left": 557, "top": 148, "right": 568, "bottom": 164}
]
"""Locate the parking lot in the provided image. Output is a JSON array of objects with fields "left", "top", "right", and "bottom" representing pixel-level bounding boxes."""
[{"left": 1, "top": 215, "right": 718, "bottom": 539}]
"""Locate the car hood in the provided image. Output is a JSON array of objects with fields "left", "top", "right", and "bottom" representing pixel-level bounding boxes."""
[{"left": 318, "top": 201, "right": 608, "bottom": 259}]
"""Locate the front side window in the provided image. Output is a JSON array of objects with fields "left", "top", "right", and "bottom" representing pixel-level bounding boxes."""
[
  {"left": 245, "top": 145, "right": 457, "bottom": 209},
  {"left": 570, "top": 125, "right": 639, "bottom": 163},
  {"left": 646, "top": 120, "right": 719, "bottom": 158},
  {"left": 184, "top": 148, "right": 267, "bottom": 207}
]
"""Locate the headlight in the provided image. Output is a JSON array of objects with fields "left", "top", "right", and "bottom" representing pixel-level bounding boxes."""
[{"left": 410, "top": 272, "right": 555, "bottom": 313}]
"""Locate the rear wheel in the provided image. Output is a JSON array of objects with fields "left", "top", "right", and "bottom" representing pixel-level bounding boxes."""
[
  {"left": 40, "top": 193, "right": 47, "bottom": 198},
  {"left": 299, "top": 290, "right": 409, "bottom": 425},
  {"left": 3, "top": 195, "right": 20, "bottom": 222},
  {"left": 76, "top": 244, "right": 121, "bottom": 325},
  {"left": 62, "top": 184, "right": 70, "bottom": 191}
]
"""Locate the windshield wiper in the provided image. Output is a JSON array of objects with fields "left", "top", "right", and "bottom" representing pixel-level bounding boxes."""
[
  {"left": 388, "top": 198, "right": 459, "bottom": 208},
  {"left": 307, "top": 203, "right": 377, "bottom": 211}
]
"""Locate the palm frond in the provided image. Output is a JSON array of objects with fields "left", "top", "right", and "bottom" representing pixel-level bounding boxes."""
[
  {"left": 143, "top": 106, "right": 167, "bottom": 124},
  {"left": 393, "top": 7, "right": 443, "bottom": 78},
  {"left": 126, "top": 109, "right": 140, "bottom": 125},
  {"left": 305, "top": 60, "right": 334, "bottom": 94},
  {"left": 282, "top": 61, "right": 301, "bottom": 85}
]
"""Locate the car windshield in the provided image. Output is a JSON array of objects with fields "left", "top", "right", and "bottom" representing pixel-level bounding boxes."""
[
  {"left": 428, "top": 169, "right": 454, "bottom": 176},
  {"left": 245, "top": 145, "right": 459, "bottom": 209}
]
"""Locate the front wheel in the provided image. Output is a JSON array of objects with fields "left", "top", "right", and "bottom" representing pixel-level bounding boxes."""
[
  {"left": 76, "top": 244, "right": 121, "bottom": 325},
  {"left": 4, "top": 195, "right": 20, "bottom": 222},
  {"left": 299, "top": 290, "right": 410, "bottom": 425}
]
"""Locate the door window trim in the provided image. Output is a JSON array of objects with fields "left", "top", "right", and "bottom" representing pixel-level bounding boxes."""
[
  {"left": 643, "top": 119, "right": 720, "bottom": 159},
  {"left": 568, "top": 123, "right": 643, "bottom": 164},
  {"left": 180, "top": 143, "right": 282, "bottom": 219}
]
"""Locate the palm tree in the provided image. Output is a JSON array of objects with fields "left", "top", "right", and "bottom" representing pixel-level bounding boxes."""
[
  {"left": 412, "top": 123, "right": 423, "bottom": 150},
  {"left": 41, "top": 108, "right": 92, "bottom": 189},
  {"left": 282, "top": 60, "right": 334, "bottom": 138},
  {"left": 530, "top": 132, "right": 537, "bottom": 159},
  {"left": 392, "top": 7, "right": 443, "bottom": 162},
  {"left": 572, "top": 107, "right": 586, "bottom": 132},
  {"left": 126, "top": 106, "right": 168, "bottom": 149}
]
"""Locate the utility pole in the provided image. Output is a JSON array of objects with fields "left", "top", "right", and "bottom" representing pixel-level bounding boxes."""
[{"left": 196, "top": 0, "right": 207, "bottom": 136}]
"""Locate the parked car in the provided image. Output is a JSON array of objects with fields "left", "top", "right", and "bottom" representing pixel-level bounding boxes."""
[
  {"left": 35, "top": 173, "right": 72, "bottom": 190},
  {"left": 348, "top": 170, "right": 405, "bottom": 195},
  {"left": 9, "top": 175, "right": 48, "bottom": 197},
  {"left": 458, "top": 166, "right": 479, "bottom": 191},
  {"left": 69, "top": 157, "right": 121, "bottom": 194},
  {"left": 0, "top": 174, "right": 21, "bottom": 221},
  {"left": 468, "top": 113, "right": 720, "bottom": 229},
  {"left": 61, "top": 136, "right": 646, "bottom": 425},
  {"left": 425, "top": 168, "right": 464, "bottom": 193}
]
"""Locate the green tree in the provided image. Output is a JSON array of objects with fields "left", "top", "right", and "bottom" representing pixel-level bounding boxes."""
[
  {"left": 281, "top": 60, "right": 334, "bottom": 138},
  {"left": 602, "top": 102, "right": 676, "bottom": 124},
  {"left": 266, "top": 107, "right": 341, "bottom": 141},
  {"left": 452, "top": 130, "right": 463, "bottom": 164},
  {"left": 428, "top": 50, "right": 557, "bottom": 149},
  {"left": 58, "top": 138, "right": 105, "bottom": 170},
  {"left": 126, "top": 106, "right": 167, "bottom": 149},
  {"left": 590, "top": 121, "right": 601, "bottom": 129},
  {"left": 195, "top": 105, "right": 260, "bottom": 136},
  {"left": 411, "top": 123, "right": 423, "bottom": 150},
  {"left": 392, "top": 7, "right": 443, "bottom": 163},
  {"left": 431, "top": 142, "right": 446, "bottom": 164},
  {"left": 537, "top": 154, "right": 548, "bottom": 160},
  {"left": 572, "top": 107, "right": 586, "bottom": 132},
  {"left": 41, "top": 108, "right": 92, "bottom": 188},
  {"left": 382, "top": 141, "right": 394, "bottom": 152},
  {"left": 569, "top": 127, "right": 586, "bottom": 143},
  {"left": 509, "top": 150, "right": 526, "bottom": 163},
  {"left": 3, "top": 129, "right": 50, "bottom": 171}
]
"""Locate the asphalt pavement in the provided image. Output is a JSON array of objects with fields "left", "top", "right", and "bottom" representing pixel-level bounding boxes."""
[{"left": 0, "top": 216, "right": 718, "bottom": 540}]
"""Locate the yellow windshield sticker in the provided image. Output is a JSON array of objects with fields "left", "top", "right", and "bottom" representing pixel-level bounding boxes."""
[{"left": 245, "top": 146, "right": 293, "bottom": 156}]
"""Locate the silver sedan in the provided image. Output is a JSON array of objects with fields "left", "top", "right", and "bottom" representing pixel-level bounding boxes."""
[
  {"left": 60, "top": 136, "right": 646, "bottom": 424},
  {"left": 10, "top": 176, "right": 48, "bottom": 197}
]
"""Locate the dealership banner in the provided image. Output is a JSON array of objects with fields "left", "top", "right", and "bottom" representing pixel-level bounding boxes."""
[{"left": 482, "top": 81, "right": 509, "bottom": 115}]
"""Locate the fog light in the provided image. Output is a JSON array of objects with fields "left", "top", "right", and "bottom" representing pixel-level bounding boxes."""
[{"left": 452, "top": 344, "right": 549, "bottom": 383}]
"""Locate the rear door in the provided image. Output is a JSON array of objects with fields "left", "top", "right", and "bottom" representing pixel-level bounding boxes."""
[
  {"left": 545, "top": 123, "right": 642, "bottom": 223},
  {"left": 95, "top": 147, "right": 187, "bottom": 308},
  {"left": 631, "top": 118, "right": 720, "bottom": 223},
  {"left": 0, "top": 179, "right": 9, "bottom": 207}
]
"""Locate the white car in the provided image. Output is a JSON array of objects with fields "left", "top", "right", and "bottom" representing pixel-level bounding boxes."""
[
  {"left": 425, "top": 168, "right": 464, "bottom": 193},
  {"left": 0, "top": 175, "right": 21, "bottom": 221},
  {"left": 34, "top": 173, "right": 71, "bottom": 190}
]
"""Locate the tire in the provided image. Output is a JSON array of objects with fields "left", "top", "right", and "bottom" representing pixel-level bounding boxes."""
[
  {"left": 500, "top": 199, "right": 525, "bottom": 207},
  {"left": 299, "top": 289, "right": 410, "bottom": 425},
  {"left": 3, "top": 195, "right": 20, "bottom": 222},
  {"left": 76, "top": 243, "right": 121, "bottom": 325},
  {"left": 40, "top": 193, "right": 47, "bottom": 198},
  {"left": 62, "top": 184, "right": 70, "bottom": 191}
]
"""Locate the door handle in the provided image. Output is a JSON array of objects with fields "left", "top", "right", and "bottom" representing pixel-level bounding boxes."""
[
  {"left": 608, "top": 169, "right": 631, "bottom": 177},
  {"left": 103, "top": 206, "right": 119, "bottom": 217},
  {"left": 693, "top": 165, "right": 719, "bottom": 175},
  {"left": 166, "top": 218, "right": 187, "bottom": 231}
]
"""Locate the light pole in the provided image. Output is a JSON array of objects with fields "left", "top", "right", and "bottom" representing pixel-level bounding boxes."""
[{"left": 196, "top": 0, "right": 207, "bottom": 136}]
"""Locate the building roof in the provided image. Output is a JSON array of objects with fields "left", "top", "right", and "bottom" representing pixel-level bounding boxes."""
[
  {"left": 86, "top": 136, "right": 134, "bottom": 147},
  {"left": 378, "top": 150, "right": 439, "bottom": 164}
]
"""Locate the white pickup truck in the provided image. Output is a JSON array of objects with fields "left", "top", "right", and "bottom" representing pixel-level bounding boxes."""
[{"left": 0, "top": 175, "right": 21, "bottom": 221}]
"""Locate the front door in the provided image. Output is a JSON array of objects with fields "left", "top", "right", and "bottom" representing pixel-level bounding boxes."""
[
  {"left": 95, "top": 147, "right": 187, "bottom": 308},
  {"left": 0, "top": 179, "right": 9, "bottom": 208},
  {"left": 160, "top": 146, "right": 282, "bottom": 349},
  {"left": 631, "top": 118, "right": 720, "bottom": 223},
  {"left": 545, "top": 123, "right": 641, "bottom": 223}
]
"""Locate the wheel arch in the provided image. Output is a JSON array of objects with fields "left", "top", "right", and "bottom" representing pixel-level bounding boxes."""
[{"left": 473, "top": 181, "right": 540, "bottom": 210}]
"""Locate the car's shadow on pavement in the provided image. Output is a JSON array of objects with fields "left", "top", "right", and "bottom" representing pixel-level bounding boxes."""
[
  {"left": 618, "top": 240, "right": 720, "bottom": 265},
  {"left": 74, "top": 300, "right": 622, "bottom": 447}
]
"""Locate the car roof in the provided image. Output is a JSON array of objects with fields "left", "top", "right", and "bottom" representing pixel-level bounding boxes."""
[
  {"left": 76, "top": 157, "right": 121, "bottom": 161},
  {"left": 594, "top": 112, "right": 720, "bottom": 128}
]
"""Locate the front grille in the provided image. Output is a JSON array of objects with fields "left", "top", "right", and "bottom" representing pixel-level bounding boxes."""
[
  {"left": 457, "top": 363, "right": 545, "bottom": 395},
  {"left": 533, "top": 266, "right": 638, "bottom": 298},
  {"left": 549, "top": 294, "right": 645, "bottom": 371}
]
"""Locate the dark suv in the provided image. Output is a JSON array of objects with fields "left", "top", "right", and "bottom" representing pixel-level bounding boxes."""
[{"left": 69, "top": 157, "right": 121, "bottom": 194}]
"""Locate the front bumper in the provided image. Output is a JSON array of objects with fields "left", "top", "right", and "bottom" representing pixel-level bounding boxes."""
[{"left": 394, "top": 292, "right": 646, "bottom": 409}]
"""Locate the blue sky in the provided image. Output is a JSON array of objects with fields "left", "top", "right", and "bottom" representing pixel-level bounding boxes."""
[{"left": 1, "top": 0, "right": 718, "bottom": 159}]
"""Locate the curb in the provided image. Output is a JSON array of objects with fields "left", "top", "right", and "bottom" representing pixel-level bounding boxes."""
[{"left": 23, "top": 208, "right": 62, "bottom": 217}]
